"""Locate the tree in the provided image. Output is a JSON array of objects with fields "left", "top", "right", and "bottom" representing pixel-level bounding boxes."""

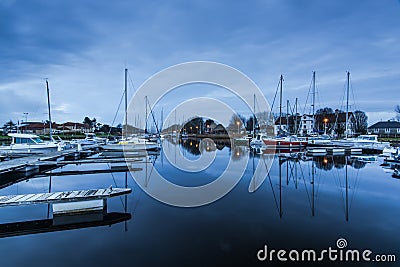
[
  {"left": 91, "top": 118, "right": 97, "bottom": 128},
  {"left": 100, "top": 124, "right": 111, "bottom": 133},
  {"left": 246, "top": 116, "right": 258, "bottom": 132},
  {"left": 316, "top": 107, "right": 334, "bottom": 114},
  {"left": 3, "top": 120, "right": 16, "bottom": 133},
  {"left": 227, "top": 114, "right": 245, "bottom": 134},
  {"left": 395, "top": 105, "right": 400, "bottom": 121},
  {"left": 354, "top": 110, "right": 368, "bottom": 134},
  {"left": 83, "top": 117, "right": 92, "bottom": 125},
  {"left": 183, "top": 117, "right": 203, "bottom": 134}
]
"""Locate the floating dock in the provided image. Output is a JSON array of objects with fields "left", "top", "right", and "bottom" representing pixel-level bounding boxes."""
[
  {"left": 307, "top": 147, "right": 363, "bottom": 155},
  {"left": 0, "top": 187, "right": 131, "bottom": 208}
]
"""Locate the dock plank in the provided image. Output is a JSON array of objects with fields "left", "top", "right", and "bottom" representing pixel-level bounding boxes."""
[{"left": 0, "top": 187, "right": 131, "bottom": 207}]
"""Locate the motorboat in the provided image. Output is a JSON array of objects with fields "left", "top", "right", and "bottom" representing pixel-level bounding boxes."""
[
  {"left": 71, "top": 133, "right": 107, "bottom": 147},
  {"left": 306, "top": 134, "right": 333, "bottom": 147},
  {"left": 331, "top": 135, "right": 390, "bottom": 150},
  {"left": 102, "top": 136, "right": 160, "bottom": 151},
  {"left": 0, "top": 133, "right": 60, "bottom": 152}
]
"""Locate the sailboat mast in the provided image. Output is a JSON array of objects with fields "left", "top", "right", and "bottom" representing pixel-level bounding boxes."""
[
  {"left": 279, "top": 75, "right": 283, "bottom": 134},
  {"left": 345, "top": 71, "right": 350, "bottom": 139},
  {"left": 312, "top": 71, "right": 316, "bottom": 133},
  {"left": 145, "top": 96, "right": 148, "bottom": 134},
  {"left": 45, "top": 80, "right": 53, "bottom": 141},
  {"left": 253, "top": 93, "right": 256, "bottom": 138},
  {"left": 286, "top": 99, "right": 289, "bottom": 133},
  {"left": 124, "top": 68, "right": 128, "bottom": 139},
  {"left": 345, "top": 156, "right": 349, "bottom": 221},
  {"left": 295, "top": 97, "right": 298, "bottom": 134}
]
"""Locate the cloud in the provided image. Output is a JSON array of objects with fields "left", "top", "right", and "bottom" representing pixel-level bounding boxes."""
[{"left": 0, "top": 0, "right": 399, "bottom": 127}]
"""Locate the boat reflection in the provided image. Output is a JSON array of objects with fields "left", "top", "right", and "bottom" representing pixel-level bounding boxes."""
[
  {"left": 0, "top": 212, "right": 131, "bottom": 239},
  {"left": 255, "top": 153, "right": 365, "bottom": 221}
]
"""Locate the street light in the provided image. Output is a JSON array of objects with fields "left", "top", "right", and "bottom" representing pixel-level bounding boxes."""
[
  {"left": 23, "top": 112, "right": 28, "bottom": 133},
  {"left": 236, "top": 121, "right": 240, "bottom": 134},
  {"left": 323, "top": 118, "right": 329, "bottom": 135}
]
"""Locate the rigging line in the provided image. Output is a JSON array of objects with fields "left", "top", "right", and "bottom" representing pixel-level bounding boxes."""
[
  {"left": 130, "top": 178, "right": 143, "bottom": 214},
  {"left": 333, "top": 156, "right": 346, "bottom": 212},
  {"left": 146, "top": 97, "right": 160, "bottom": 134},
  {"left": 349, "top": 166, "right": 361, "bottom": 211},
  {"left": 270, "top": 79, "right": 281, "bottom": 113},
  {"left": 107, "top": 162, "right": 126, "bottom": 210},
  {"left": 128, "top": 71, "right": 135, "bottom": 94},
  {"left": 107, "top": 90, "right": 125, "bottom": 138},
  {"left": 302, "top": 74, "right": 314, "bottom": 115},
  {"left": 261, "top": 157, "right": 280, "bottom": 214},
  {"left": 350, "top": 78, "right": 357, "bottom": 111},
  {"left": 314, "top": 164, "right": 324, "bottom": 200},
  {"left": 298, "top": 160, "right": 312, "bottom": 208}
]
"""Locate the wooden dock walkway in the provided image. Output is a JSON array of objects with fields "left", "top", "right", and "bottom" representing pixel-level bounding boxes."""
[{"left": 0, "top": 187, "right": 131, "bottom": 207}]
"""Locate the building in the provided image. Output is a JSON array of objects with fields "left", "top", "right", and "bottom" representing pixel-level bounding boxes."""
[
  {"left": 212, "top": 124, "right": 227, "bottom": 135},
  {"left": 299, "top": 115, "right": 314, "bottom": 135},
  {"left": 274, "top": 111, "right": 356, "bottom": 137},
  {"left": 314, "top": 111, "right": 355, "bottom": 137},
  {"left": 19, "top": 121, "right": 92, "bottom": 134},
  {"left": 58, "top": 122, "right": 92, "bottom": 133},
  {"left": 367, "top": 121, "right": 400, "bottom": 137}
]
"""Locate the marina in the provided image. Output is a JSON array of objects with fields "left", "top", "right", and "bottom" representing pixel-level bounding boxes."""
[{"left": 0, "top": 138, "right": 399, "bottom": 266}]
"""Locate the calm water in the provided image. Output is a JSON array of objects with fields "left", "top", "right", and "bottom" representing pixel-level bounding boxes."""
[{"left": 0, "top": 139, "right": 399, "bottom": 267}]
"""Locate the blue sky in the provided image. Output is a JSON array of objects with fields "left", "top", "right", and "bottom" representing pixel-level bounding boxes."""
[{"left": 0, "top": 0, "right": 399, "bottom": 126}]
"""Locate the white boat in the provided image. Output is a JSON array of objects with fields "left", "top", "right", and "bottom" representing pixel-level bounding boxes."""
[
  {"left": 102, "top": 136, "right": 160, "bottom": 151},
  {"left": 331, "top": 135, "right": 390, "bottom": 150},
  {"left": 382, "top": 147, "right": 399, "bottom": 157},
  {"left": 250, "top": 134, "right": 267, "bottom": 147},
  {"left": 306, "top": 135, "right": 333, "bottom": 146},
  {"left": 72, "top": 133, "right": 107, "bottom": 146},
  {"left": 0, "top": 133, "right": 60, "bottom": 152}
]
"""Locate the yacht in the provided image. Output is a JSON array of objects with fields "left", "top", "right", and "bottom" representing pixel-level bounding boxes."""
[
  {"left": 0, "top": 133, "right": 59, "bottom": 152},
  {"left": 331, "top": 135, "right": 390, "bottom": 150},
  {"left": 102, "top": 136, "right": 160, "bottom": 151}
]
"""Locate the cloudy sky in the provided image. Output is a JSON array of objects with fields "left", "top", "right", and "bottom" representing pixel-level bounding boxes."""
[{"left": 1, "top": 0, "right": 399, "bottom": 127}]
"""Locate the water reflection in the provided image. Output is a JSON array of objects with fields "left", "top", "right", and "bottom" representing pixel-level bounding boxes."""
[
  {"left": 251, "top": 152, "right": 368, "bottom": 221},
  {"left": 179, "top": 138, "right": 230, "bottom": 155}
]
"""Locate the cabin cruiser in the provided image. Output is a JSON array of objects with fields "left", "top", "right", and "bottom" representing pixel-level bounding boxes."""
[
  {"left": 331, "top": 135, "right": 390, "bottom": 150},
  {"left": 102, "top": 135, "right": 160, "bottom": 151},
  {"left": 71, "top": 133, "right": 107, "bottom": 147},
  {"left": 306, "top": 134, "right": 333, "bottom": 147},
  {"left": 0, "top": 133, "right": 60, "bottom": 152}
]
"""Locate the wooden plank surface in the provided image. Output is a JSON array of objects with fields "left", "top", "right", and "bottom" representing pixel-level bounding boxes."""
[{"left": 0, "top": 187, "right": 131, "bottom": 207}]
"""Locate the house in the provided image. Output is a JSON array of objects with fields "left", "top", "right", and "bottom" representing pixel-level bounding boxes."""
[
  {"left": 367, "top": 121, "right": 400, "bottom": 137},
  {"left": 274, "top": 111, "right": 356, "bottom": 137},
  {"left": 212, "top": 124, "right": 228, "bottom": 135},
  {"left": 58, "top": 122, "right": 92, "bottom": 133},
  {"left": 19, "top": 121, "right": 92, "bottom": 134},
  {"left": 299, "top": 115, "right": 314, "bottom": 135}
]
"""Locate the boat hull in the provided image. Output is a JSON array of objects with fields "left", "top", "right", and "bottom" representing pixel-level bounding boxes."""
[{"left": 263, "top": 139, "right": 308, "bottom": 149}]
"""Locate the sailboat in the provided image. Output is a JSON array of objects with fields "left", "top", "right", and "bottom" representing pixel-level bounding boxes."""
[
  {"left": 330, "top": 72, "right": 389, "bottom": 151},
  {"left": 262, "top": 75, "right": 308, "bottom": 149},
  {"left": 101, "top": 68, "right": 160, "bottom": 152}
]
